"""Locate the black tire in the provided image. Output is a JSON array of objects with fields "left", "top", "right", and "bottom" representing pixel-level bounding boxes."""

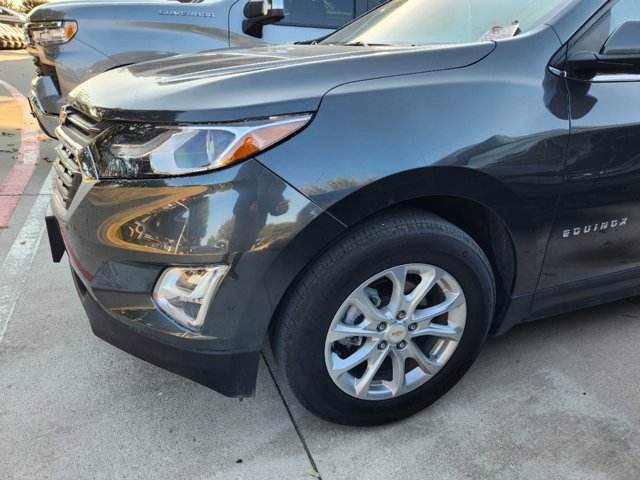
[{"left": 274, "top": 209, "right": 495, "bottom": 426}]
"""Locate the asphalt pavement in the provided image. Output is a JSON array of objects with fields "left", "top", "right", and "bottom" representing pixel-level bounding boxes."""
[{"left": 1, "top": 50, "right": 639, "bottom": 480}]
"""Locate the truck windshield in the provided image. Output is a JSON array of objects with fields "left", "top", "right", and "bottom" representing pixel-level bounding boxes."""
[{"left": 322, "top": 0, "right": 570, "bottom": 46}]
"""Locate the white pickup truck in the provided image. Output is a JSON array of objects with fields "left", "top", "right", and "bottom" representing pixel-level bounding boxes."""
[{"left": 25, "top": 0, "right": 382, "bottom": 137}]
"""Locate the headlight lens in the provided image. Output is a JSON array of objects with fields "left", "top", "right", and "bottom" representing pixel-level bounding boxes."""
[
  {"left": 153, "top": 265, "right": 229, "bottom": 331},
  {"left": 95, "top": 114, "right": 311, "bottom": 178},
  {"left": 29, "top": 21, "right": 77, "bottom": 45}
]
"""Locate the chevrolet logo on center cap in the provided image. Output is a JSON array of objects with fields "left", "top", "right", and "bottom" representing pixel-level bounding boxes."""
[{"left": 387, "top": 324, "right": 408, "bottom": 341}]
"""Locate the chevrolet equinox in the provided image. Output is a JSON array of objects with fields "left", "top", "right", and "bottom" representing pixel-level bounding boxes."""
[{"left": 46, "top": 0, "right": 640, "bottom": 425}]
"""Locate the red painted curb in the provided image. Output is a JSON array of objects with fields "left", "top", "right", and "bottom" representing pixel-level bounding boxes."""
[{"left": 0, "top": 80, "right": 42, "bottom": 232}]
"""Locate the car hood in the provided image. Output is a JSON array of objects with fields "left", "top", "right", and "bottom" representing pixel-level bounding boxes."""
[{"left": 69, "top": 43, "right": 496, "bottom": 124}]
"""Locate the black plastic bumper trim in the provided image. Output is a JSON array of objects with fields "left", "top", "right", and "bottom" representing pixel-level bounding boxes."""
[
  {"left": 76, "top": 275, "right": 260, "bottom": 398},
  {"left": 45, "top": 205, "right": 65, "bottom": 263}
]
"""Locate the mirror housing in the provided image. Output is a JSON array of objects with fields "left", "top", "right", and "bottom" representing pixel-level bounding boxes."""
[
  {"left": 565, "top": 21, "right": 640, "bottom": 76},
  {"left": 243, "top": 0, "right": 285, "bottom": 38}
]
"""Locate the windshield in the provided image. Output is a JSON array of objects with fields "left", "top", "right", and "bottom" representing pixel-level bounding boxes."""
[{"left": 322, "top": 0, "right": 570, "bottom": 46}]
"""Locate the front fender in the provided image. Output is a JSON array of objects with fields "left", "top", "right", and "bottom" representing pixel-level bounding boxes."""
[
  {"left": 258, "top": 28, "right": 570, "bottom": 299},
  {"left": 313, "top": 167, "right": 541, "bottom": 296}
]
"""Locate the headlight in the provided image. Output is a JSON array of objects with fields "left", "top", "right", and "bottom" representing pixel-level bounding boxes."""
[
  {"left": 29, "top": 21, "right": 77, "bottom": 45},
  {"left": 95, "top": 114, "right": 312, "bottom": 178}
]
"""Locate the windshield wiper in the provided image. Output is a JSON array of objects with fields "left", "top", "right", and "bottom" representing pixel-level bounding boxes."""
[{"left": 340, "top": 41, "right": 391, "bottom": 47}]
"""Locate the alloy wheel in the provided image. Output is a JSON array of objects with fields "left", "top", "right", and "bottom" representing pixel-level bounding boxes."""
[{"left": 324, "top": 264, "right": 467, "bottom": 400}]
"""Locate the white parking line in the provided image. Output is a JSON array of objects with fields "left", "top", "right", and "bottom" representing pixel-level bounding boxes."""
[{"left": 0, "top": 171, "right": 52, "bottom": 344}]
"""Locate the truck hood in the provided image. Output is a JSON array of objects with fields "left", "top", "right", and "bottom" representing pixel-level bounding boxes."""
[
  {"left": 28, "top": 0, "right": 216, "bottom": 22},
  {"left": 69, "top": 42, "right": 496, "bottom": 124}
]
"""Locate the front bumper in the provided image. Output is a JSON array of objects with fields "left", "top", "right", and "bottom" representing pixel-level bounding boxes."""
[
  {"left": 72, "top": 266, "right": 261, "bottom": 397},
  {"left": 47, "top": 158, "right": 344, "bottom": 396},
  {"left": 29, "top": 75, "right": 63, "bottom": 138},
  {"left": 48, "top": 208, "right": 261, "bottom": 396}
]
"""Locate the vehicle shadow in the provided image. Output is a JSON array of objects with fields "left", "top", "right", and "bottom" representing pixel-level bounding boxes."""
[{"left": 262, "top": 297, "right": 640, "bottom": 479}]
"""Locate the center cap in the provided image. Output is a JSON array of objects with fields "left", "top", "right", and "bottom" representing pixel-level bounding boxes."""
[{"left": 387, "top": 323, "right": 408, "bottom": 343}]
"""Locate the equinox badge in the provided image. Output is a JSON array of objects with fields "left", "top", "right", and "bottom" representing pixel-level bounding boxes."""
[{"left": 563, "top": 218, "right": 629, "bottom": 238}]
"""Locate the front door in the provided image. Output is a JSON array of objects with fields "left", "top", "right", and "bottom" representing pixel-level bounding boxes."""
[{"left": 537, "top": 0, "right": 640, "bottom": 294}]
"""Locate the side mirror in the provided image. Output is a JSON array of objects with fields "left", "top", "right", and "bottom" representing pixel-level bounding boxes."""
[
  {"left": 602, "top": 19, "right": 640, "bottom": 55},
  {"left": 565, "top": 20, "right": 640, "bottom": 76},
  {"left": 243, "top": 0, "right": 285, "bottom": 38}
]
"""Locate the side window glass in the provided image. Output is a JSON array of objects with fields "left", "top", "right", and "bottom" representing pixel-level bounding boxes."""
[
  {"left": 610, "top": 0, "right": 640, "bottom": 35},
  {"left": 280, "top": 0, "right": 355, "bottom": 28},
  {"left": 570, "top": 0, "right": 640, "bottom": 55}
]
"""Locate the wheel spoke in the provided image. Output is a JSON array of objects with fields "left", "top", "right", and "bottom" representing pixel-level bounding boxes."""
[
  {"left": 326, "top": 321, "right": 382, "bottom": 343},
  {"left": 330, "top": 341, "right": 378, "bottom": 376},
  {"left": 385, "top": 265, "right": 408, "bottom": 314},
  {"left": 413, "top": 290, "right": 465, "bottom": 323},
  {"left": 350, "top": 288, "right": 389, "bottom": 322},
  {"left": 410, "top": 321, "right": 463, "bottom": 342},
  {"left": 354, "top": 345, "right": 389, "bottom": 397},
  {"left": 384, "top": 349, "right": 406, "bottom": 396},
  {"left": 405, "top": 268, "right": 440, "bottom": 313},
  {"left": 405, "top": 340, "right": 442, "bottom": 376}
]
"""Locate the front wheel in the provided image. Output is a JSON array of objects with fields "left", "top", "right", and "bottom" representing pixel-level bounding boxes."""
[{"left": 274, "top": 210, "right": 495, "bottom": 426}]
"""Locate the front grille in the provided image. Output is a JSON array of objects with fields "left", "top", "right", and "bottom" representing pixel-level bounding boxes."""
[
  {"left": 52, "top": 107, "right": 102, "bottom": 211},
  {"left": 52, "top": 143, "right": 82, "bottom": 210}
]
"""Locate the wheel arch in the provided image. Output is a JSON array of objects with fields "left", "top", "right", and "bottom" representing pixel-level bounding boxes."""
[
  {"left": 267, "top": 167, "right": 538, "bottom": 341},
  {"left": 401, "top": 196, "right": 516, "bottom": 332}
]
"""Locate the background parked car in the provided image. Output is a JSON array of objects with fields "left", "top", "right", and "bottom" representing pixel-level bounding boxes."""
[
  {"left": 0, "top": 6, "right": 26, "bottom": 49},
  {"left": 25, "top": 0, "right": 383, "bottom": 138}
]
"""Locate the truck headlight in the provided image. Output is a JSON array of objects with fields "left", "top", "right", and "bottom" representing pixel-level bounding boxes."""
[
  {"left": 95, "top": 114, "right": 311, "bottom": 178},
  {"left": 29, "top": 21, "right": 77, "bottom": 45},
  {"left": 153, "top": 265, "right": 229, "bottom": 331}
]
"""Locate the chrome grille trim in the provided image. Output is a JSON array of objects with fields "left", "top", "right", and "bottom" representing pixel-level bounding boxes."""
[
  {"left": 52, "top": 156, "right": 74, "bottom": 186},
  {"left": 66, "top": 110, "right": 102, "bottom": 133},
  {"left": 55, "top": 123, "right": 85, "bottom": 157},
  {"left": 52, "top": 143, "right": 82, "bottom": 210},
  {"left": 52, "top": 106, "right": 103, "bottom": 211},
  {"left": 54, "top": 144, "right": 78, "bottom": 174}
]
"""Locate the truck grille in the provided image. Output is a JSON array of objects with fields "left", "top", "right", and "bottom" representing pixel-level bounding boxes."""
[
  {"left": 38, "top": 62, "right": 61, "bottom": 94},
  {"left": 52, "top": 107, "right": 102, "bottom": 211}
]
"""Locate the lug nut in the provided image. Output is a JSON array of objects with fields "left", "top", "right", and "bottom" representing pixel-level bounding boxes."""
[
  {"left": 408, "top": 323, "right": 418, "bottom": 331},
  {"left": 377, "top": 322, "right": 387, "bottom": 332},
  {"left": 397, "top": 311, "right": 406, "bottom": 320},
  {"left": 378, "top": 341, "right": 388, "bottom": 350},
  {"left": 397, "top": 341, "right": 407, "bottom": 349}
]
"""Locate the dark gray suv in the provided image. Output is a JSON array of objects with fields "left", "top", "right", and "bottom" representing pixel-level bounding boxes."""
[{"left": 47, "top": 0, "right": 640, "bottom": 425}]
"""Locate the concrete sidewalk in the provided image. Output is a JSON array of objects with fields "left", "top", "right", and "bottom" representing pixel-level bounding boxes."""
[{"left": 0, "top": 238, "right": 315, "bottom": 480}]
